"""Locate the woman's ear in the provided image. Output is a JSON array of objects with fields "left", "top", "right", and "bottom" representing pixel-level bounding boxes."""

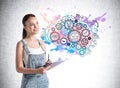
[
  {"left": 23, "top": 26, "right": 25, "bottom": 29},
  {"left": 23, "top": 26, "right": 27, "bottom": 31}
]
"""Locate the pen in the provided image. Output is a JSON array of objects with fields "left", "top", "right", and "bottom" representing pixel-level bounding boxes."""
[
  {"left": 44, "top": 54, "right": 50, "bottom": 67},
  {"left": 48, "top": 54, "right": 49, "bottom": 61}
]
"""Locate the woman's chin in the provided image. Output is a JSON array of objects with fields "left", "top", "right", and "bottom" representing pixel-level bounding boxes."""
[
  {"left": 35, "top": 32, "right": 39, "bottom": 34},
  {"left": 31, "top": 32, "right": 39, "bottom": 35},
  {"left": 34, "top": 30, "right": 39, "bottom": 34}
]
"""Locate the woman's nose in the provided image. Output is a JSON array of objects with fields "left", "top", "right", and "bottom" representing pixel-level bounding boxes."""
[{"left": 34, "top": 24, "right": 38, "bottom": 28}]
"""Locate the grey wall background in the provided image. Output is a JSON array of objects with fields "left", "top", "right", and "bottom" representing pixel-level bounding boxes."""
[{"left": 0, "top": 0, "right": 120, "bottom": 88}]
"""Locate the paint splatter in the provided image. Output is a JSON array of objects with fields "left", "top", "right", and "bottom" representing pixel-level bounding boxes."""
[{"left": 41, "top": 12, "right": 107, "bottom": 56}]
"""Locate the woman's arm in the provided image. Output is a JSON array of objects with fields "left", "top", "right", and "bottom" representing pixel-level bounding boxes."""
[{"left": 16, "top": 41, "right": 46, "bottom": 74}]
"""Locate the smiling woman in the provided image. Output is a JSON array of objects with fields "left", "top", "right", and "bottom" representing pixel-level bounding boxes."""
[{"left": 16, "top": 14, "right": 52, "bottom": 88}]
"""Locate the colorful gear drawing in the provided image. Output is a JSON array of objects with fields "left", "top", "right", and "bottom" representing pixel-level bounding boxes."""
[
  {"left": 68, "top": 30, "right": 81, "bottom": 42},
  {"left": 41, "top": 14, "right": 100, "bottom": 56}
]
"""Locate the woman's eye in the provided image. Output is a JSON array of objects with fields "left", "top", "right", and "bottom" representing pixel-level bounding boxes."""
[{"left": 30, "top": 24, "right": 34, "bottom": 26}]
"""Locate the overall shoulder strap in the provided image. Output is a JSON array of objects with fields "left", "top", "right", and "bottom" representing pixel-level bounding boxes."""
[
  {"left": 21, "top": 39, "right": 30, "bottom": 54},
  {"left": 37, "top": 39, "right": 46, "bottom": 53}
]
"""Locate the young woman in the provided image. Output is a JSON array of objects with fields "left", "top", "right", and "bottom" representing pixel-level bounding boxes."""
[{"left": 16, "top": 14, "right": 52, "bottom": 88}]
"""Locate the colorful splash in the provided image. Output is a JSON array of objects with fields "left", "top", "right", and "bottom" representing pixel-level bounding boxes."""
[{"left": 41, "top": 13, "right": 106, "bottom": 56}]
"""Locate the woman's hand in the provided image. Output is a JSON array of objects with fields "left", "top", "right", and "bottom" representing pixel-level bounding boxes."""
[
  {"left": 37, "top": 67, "right": 47, "bottom": 74},
  {"left": 44, "top": 59, "right": 52, "bottom": 67},
  {"left": 43, "top": 59, "right": 52, "bottom": 70},
  {"left": 46, "top": 59, "right": 52, "bottom": 65}
]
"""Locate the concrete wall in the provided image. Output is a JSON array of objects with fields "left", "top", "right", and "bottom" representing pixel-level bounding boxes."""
[{"left": 0, "top": 0, "right": 120, "bottom": 88}]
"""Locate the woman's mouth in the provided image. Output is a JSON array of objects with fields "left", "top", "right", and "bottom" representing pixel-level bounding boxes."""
[{"left": 33, "top": 28, "right": 39, "bottom": 31}]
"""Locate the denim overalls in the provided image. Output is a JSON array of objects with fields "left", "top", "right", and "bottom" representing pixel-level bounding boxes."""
[{"left": 21, "top": 39, "right": 49, "bottom": 88}]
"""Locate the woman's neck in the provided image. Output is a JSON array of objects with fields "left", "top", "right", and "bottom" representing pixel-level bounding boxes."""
[{"left": 26, "top": 34, "right": 37, "bottom": 41}]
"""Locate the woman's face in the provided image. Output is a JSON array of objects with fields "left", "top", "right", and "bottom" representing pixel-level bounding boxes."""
[{"left": 24, "top": 17, "right": 39, "bottom": 35}]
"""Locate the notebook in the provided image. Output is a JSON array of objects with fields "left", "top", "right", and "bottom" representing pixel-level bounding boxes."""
[{"left": 45, "top": 58, "right": 67, "bottom": 70}]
